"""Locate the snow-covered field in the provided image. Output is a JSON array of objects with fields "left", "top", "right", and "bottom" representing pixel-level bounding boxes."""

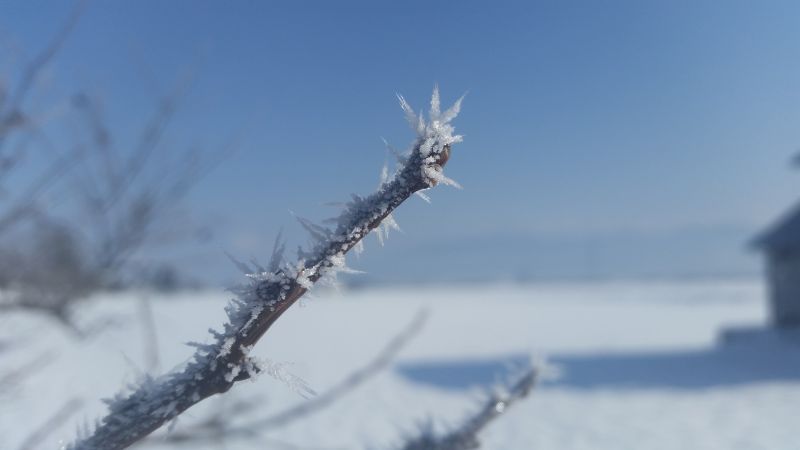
[{"left": 3, "top": 279, "right": 799, "bottom": 449}]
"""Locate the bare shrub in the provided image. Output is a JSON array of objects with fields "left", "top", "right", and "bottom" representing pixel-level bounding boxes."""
[{"left": 0, "top": 4, "right": 224, "bottom": 331}]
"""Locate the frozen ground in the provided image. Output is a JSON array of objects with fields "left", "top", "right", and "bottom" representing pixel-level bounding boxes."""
[{"left": 2, "top": 279, "right": 799, "bottom": 449}]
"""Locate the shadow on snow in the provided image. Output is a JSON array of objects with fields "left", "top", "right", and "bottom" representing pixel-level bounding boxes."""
[{"left": 396, "top": 330, "right": 800, "bottom": 391}]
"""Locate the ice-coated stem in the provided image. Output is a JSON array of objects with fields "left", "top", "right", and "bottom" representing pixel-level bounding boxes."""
[{"left": 68, "top": 88, "right": 463, "bottom": 450}]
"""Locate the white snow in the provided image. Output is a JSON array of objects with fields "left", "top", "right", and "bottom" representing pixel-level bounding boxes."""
[{"left": 2, "top": 278, "right": 799, "bottom": 449}]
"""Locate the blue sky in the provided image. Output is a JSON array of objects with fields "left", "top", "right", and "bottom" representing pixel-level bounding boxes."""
[{"left": 3, "top": 1, "right": 800, "bottom": 283}]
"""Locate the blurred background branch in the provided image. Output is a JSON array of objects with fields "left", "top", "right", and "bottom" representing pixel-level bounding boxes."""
[
  {"left": 143, "top": 310, "right": 428, "bottom": 447},
  {"left": 0, "top": 1, "right": 227, "bottom": 334},
  {"left": 400, "top": 367, "right": 537, "bottom": 450}
]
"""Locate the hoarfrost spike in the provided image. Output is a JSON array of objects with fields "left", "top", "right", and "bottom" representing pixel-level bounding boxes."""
[
  {"left": 383, "top": 214, "right": 400, "bottom": 233},
  {"left": 415, "top": 190, "right": 431, "bottom": 203},
  {"left": 268, "top": 231, "right": 285, "bottom": 272},
  {"left": 354, "top": 239, "right": 364, "bottom": 255},
  {"left": 295, "top": 216, "right": 331, "bottom": 243},
  {"left": 225, "top": 252, "right": 253, "bottom": 275},
  {"left": 397, "top": 94, "right": 417, "bottom": 130},
  {"left": 249, "top": 258, "right": 266, "bottom": 273},
  {"left": 381, "top": 136, "right": 408, "bottom": 163},
  {"left": 430, "top": 84, "right": 441, "bottom": 121},
  {"left": 379, "top": 163, "right": 389, "bottom": 186},
  {"left": 375, "top": 226, "right": 386, "bottom": 246},
  {"left": 440, "top": 94, "right": 465, "bottom": 124}
]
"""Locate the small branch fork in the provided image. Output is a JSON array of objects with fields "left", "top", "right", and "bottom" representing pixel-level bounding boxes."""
[{"left": 69, "top": 89, "right": 463, "bottom": 450}]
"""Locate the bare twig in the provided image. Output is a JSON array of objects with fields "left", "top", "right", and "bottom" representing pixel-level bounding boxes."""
[
  {"left": 97, "top": 74, "right": 191, "bottom": 215},
  {"left": 0, "top": 351, "right": 55, "bottom": 395},
  {"left": 138, "top": 295, "right": 160, "bottom": 373},
  {"left": 0, "top": 78, "right": 225, "bottom": 330},
  {"left": 0, "top": 0, "right": 87, "bottom": 149},
  {"left": 0, "top": 146, "right": 84, "bottom": 234},
  {"left": 69, "top": 88, "right": 464, "bottom": 450},
  {"left": 17, "top": 398, "right": 84, "bottom": 450},
  {"left": 254, "top": 309, "right": 428, "bottom": 430},
  {"left": 0, "top": 1, "right": 225, "bottom": 329}
]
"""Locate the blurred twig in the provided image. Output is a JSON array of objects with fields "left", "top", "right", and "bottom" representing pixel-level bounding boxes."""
[
  {"left": 146, "top": 310, "right": 428, "bottom": 445},
  {"left": 0, "top": 0, "right": 87, "bottom": 150},
  {"left": 400, "top": 367, "right": 538, "bottom": 450},
  {"left": 17, "top": 398, "right": 84, "bottom": 450},
  {"left": 0, "top": 77, "right": 226, "bottom": 332},
  {"left": 138, "top": 294, "right": 160, "bottom": 373},
  {"left": 0, "top": 351, "right": 55, "bottom": 395},
  {"left": 253, "top": 309, "right": 428, "bottom": 430}
]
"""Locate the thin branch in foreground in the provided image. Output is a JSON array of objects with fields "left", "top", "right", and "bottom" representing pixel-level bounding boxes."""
[
  {"left": 400, "top": 366, "right": 538, "bottom": 450},
  {"left": 68, "top": 88, "right": 463, "bottom": 450},
  {"left": 145, "top": 309, "right": 429, "bottom": 446}
]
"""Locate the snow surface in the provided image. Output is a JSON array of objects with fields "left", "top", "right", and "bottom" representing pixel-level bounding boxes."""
[{"left": 2, "top": 279, "right": 799, "bottom": 450}]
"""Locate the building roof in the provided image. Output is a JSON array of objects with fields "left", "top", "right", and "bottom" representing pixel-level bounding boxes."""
[{"left": 753, "top": 202, "right": 800, "bottom": 252}]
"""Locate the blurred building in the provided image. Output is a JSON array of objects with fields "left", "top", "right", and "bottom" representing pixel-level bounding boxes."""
[{"left": 754, "top": 203, "right": 800, "bottom": 327}]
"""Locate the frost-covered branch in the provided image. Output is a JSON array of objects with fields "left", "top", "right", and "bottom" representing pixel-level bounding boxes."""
[
  {"left": 143, "top": 310, "right": 428, "bottom": 446},
  {"left": 69, "top": 88, "right": 463, "bottom": 450},
  {"left": 399, "top": 367, "right": 537, "bottom": 450}
]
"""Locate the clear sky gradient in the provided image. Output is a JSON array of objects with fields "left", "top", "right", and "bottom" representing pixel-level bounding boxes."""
[{"left": 3, "top": 0, "right": 800, "bottom": 283}]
